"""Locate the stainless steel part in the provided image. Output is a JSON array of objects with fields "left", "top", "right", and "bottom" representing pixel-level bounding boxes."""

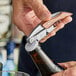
[{"left": 27, "top": 12, "right": 61, "bottom": 43}]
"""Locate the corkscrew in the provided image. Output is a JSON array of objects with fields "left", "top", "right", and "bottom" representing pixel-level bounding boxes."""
[{"left": 25, "top": 12, "right": 69, "bottom": 76}]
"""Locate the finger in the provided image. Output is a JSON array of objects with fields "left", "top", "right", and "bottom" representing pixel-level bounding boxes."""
[
  {"left": 40, "top": 22, "right": 65, "bottom": 42},
  {"left": 42, "top": 12, "right": 72, "bottom": 28},
  {"left": 61, "top": 16, "right": 73, "bottom": 24},
  {"left": 40, "top": 23, "right": 64, "bottom": 42},
  {"left": 51, "top": 71, "right": 64, "bottom": 76},
  {"left": 51, "top": 69, "right": 70, "bottom": 76},
  {"left": 40, "top": 16, "right": 72, "bottom": 42},
  {"left": 52, "top": 66, "right": 76, "bottom": 76},
  {"left": 12, "top": 0, "right": 25, "bottom": 26},
  {"left": 58, "top": 61, "right": 76, "bottom": 69},
  {"left": 23, "top": 8, "right": 41, "bottom": 25},
  {"left": 12, "top": 0, "right": 23, "bottom": 16},
  {"left": 40, "top": 30, "right": 56, "bottom": 43},
  {"left": 27, "top": 0, "right": 51, "bottom": 21},
  {"left": 52, "top": 16, "right": 72, "bottom": 32}
]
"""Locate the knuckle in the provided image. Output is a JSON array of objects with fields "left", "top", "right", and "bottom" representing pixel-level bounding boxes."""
[
  {"left": 51, "top": 31, "right": 56, "bottom": 36},
  {"left": 59, "top": 23, "right": 65, "bottom": 29}
]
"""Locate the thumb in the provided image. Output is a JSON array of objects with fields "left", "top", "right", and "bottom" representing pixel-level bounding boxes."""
[
  {"left": 51, "top": 71, "right": 64, "bottom": 76},
  {"left": 58, "top": 61, "right": 76, "bottom": 69},
  {"left": 31, "top": 0, "right": 51, "bottom": 21}
]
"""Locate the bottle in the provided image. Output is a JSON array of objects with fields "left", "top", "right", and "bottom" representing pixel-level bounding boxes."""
[
  {"left": 3, "top": 40, "right": 16, "bottom": 76},
  {"left": 25, "top": 41, "right": 64, "bottom": 76}
]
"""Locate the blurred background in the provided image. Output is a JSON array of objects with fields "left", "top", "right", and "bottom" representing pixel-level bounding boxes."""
[{"left": 0, "top": 0, "right": 24, "bottom": 75}]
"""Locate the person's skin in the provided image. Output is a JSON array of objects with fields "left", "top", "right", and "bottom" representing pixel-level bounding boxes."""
[
  {"left": 52, "top": 61, "right": 76, "bottom": 76},
  {"left": 12, "top": 0, "right": 76, "bottom": 76},
  {"left": 12, "top": 0, "right": 72, "bottom": 42}
]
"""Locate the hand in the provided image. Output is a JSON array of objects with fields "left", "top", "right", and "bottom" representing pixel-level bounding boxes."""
[
  {"left": 12, "top": 0, "right": 72, "bottom": 42},
  {"left": 12, "top": 0, "right": 50, "bottom": 36},
  {"left": 52, "top": 61, "right": 76, "bottom": 76}
]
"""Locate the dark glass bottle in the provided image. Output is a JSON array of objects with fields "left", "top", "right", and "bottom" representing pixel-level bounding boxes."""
[{"left": 25, "top": 41, "right": 64, "bottom": 76}]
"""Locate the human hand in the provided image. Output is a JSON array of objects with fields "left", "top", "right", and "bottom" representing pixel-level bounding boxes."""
[
  {"left": 52, "top": 61, "right": 76, "bottom": 76},
  {"left": 12, "top": 0, "right": 72, "bottom": 42}
]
